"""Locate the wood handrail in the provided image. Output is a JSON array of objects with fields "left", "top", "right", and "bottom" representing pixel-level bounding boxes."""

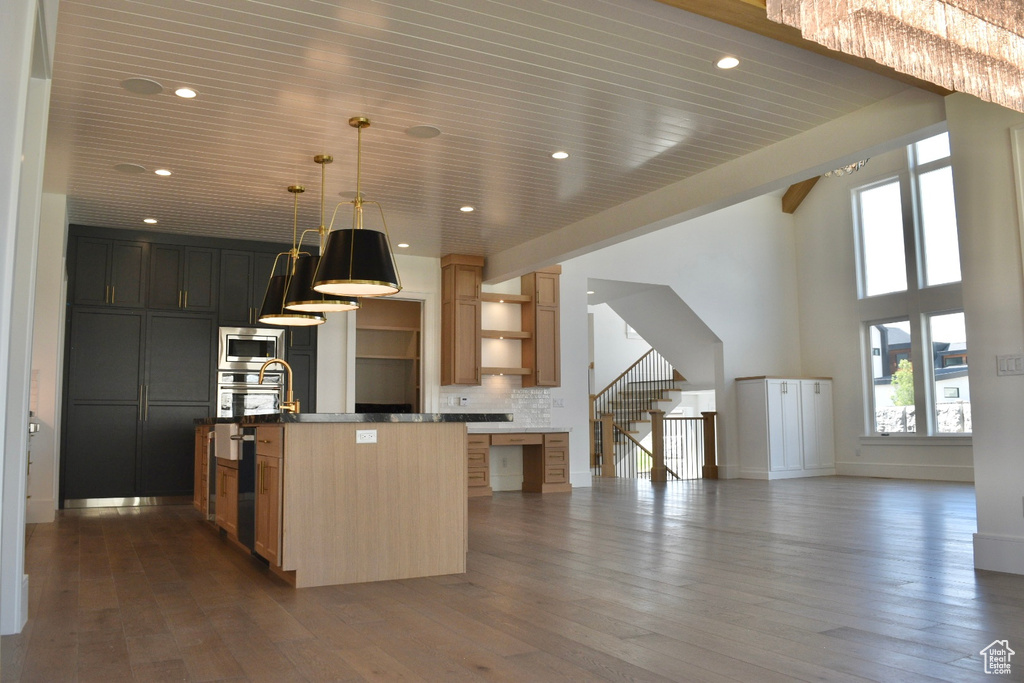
[
  {"left": 612, "top": 422, "right": 652, "bottom": 457},
  {"left": 593, "top": 348, "right": 657, "bottom": 403}
]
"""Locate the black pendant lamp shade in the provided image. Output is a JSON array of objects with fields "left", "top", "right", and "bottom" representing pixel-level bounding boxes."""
[
  {"left": 312, "top": 227, "right": 401, "bottom": 297},
  {"left": 285, "top": 253, "right": 359, "bottom": 312},
  {"left": 258, "top": 270, "right": 325, "bottom": 327}
]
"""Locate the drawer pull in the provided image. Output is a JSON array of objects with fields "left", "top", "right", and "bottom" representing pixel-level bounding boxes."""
[{"left": 258, "top": 439, "right": 272, "bottom": 444}]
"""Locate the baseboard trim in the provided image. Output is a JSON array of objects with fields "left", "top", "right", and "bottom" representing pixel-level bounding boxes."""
[
  {"left": 974, "top": 533, "right": 1024, "bottom": 575},
  {"left": 26, "top": 497, "right": 56, "bottom": 523},
  {"left": 836, "top": 462, "right": 974, "bottom": 482}
]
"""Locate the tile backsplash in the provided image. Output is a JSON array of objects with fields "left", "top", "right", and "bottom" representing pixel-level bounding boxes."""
[{"left": 439, "top": 375, "right": 551, "bottom": 428}]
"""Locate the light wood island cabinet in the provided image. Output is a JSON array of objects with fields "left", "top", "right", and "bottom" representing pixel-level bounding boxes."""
[
  {"left": 254, "top": 425, "right": 283, "bottom": 568},
  {"left": 214, "top": 459, "right": 238, "bottom": 538}
]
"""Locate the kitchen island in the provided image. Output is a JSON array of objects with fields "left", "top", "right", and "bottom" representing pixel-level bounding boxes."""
[{"left": 195, "top": 413, "right": 510, "bottom": 588}]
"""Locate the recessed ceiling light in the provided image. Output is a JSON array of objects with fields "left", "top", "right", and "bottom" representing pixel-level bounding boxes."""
[
  {"left": 715, "top": 56, "right": 740, "bottom": 70},
  {"left": 113, "top": 163, "right": 147, "bottom": 174},
  {"left": 406, "top": 125, "right": 442, "bottom": 139},
  {"left": 154, "top": 169, "right": 172, "bottom": 176},
  {"left": 460, "top": 206, "right": 474, "bottom": 213},
  {"left": 397, "top": 243, "right": 410, "bottom": 248},
  {"left": 551, "top": 151, "right": 570, "bottom": 160},
  {"left": 144, "top": 218, "right": 158, "bottom": 224},
  {"left": 174, "top": 87, "right": 198, "bottom": 99},
  {"left": 121, "top": 78, "right": 163, "bottom": 95},
  {"left": 587, "top": 290, "right": 595, "bottom": 295}
]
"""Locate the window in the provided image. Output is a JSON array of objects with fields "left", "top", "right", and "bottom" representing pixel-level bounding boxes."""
[
  {"left": 856, "top": 180, "right": 907, "bottom": 297},
  {"left": 869, "top": 320, "right": 915, "bottom": 433},
  {"left": 929, "top": 312, "right": 970, "bottom": 433},
  {"left": 855, "top": 132, "right": 969, "bottom": 435}
]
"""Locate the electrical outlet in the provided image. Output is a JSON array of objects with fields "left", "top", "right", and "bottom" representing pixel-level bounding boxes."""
[
  {"left": 356, "top": 429, "right": 377, "bottom": 444},
  {"left": 459, "top": 396, "right": 469, "bottom": 406}
]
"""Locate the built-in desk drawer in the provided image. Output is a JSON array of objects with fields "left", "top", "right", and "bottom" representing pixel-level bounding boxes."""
[
  {"left": 545, "top": 450, "right": 567, "bottom": 466},
  {"left": 467, "top": 434, "right": 490, "bottom": 448},
  {"left": 491, "top": 433, "right": 543, "bottom": 446},
  {"left": 544, "top": 432, "right": 568, "bottom": 447},
  {"left": 468, "top": 449, "right": 489, "bottom": 468},
  {"left": 544, "top": 465, "right": 567, "bottom": 484},
  {"left": 256, "top": 426, "right": 284, "bottom": 459},
  {"left": 468, "top": 467, "right": 490, "bottom": 488}
]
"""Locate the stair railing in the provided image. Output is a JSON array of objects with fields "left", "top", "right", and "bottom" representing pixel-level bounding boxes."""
[{"left": 590, "top": 348, "right": 677, "bottom": 473}]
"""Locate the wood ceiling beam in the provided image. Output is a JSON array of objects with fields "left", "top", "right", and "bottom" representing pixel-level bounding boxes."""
[
  {"left": 651, "top": 0, "right": 952, "bottom": 96},
  {"left": 781, "top": 176, "right": 820, "bottom": 214}
]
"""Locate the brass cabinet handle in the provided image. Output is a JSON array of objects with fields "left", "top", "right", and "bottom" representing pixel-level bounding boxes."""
[
  {"left": 138, "top": 384, "right": 144, "bottom": 421},
  {"left": 221, "top": 471, "right": 226, "bottom": 494},
  {"left": 110, "top": 285, "right": 115, "bottom": 304},
  {"left": 143, "top": 385, "right": 149, "bottom": 421},
  {"left": 258, "top": 439, "right": 272, "bottom": 444},
  {"left": 105, "top": 285, "right": 110, "bottom": 304},
  {"left": 178, "top": 291, "right": 182, "bottom": 308},
  {"left": 184, "top": 290, "right": 188, "bottom": 309}
]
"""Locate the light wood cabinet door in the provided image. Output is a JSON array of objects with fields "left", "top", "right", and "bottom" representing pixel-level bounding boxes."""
[
  {"left": 441, "top": 256, "right": 483, "bottom": 385},
  {"left": 254, "top": 454, "right": 282, "bottom": 566},
  {"left": 215, "top": 463, "right": 238, "bottom": 537},
  {"left": 522, "top": 269, "right": 560, "bottom": 387}
]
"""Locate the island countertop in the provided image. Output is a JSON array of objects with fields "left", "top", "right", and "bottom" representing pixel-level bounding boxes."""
[{"left": 195, "top": 412, "right": 513, "bottom": 426}]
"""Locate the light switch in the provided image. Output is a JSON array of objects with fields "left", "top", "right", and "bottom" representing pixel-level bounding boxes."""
[
  {"left": 356, "top": 429, "right": 377, "bottom": 444},
  {"left": 997, "top": 355, "right": 1024, "bottom": 376}
]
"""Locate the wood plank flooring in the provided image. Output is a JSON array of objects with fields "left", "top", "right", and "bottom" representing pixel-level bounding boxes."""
[{"left": 3, "top": 476, "right": 1024, "bottom": 682}]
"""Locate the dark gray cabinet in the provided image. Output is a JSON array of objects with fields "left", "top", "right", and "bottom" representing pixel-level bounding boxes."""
[
  {"left": 63, "top": 228, "right": 313, "bottom": 503},
  {"left": 219, "top": 250, "right": 278, "bottom": 326},
  {"left": 71, "top": 237, "right": 148, "bottom": 308},
  {"left": 285, "top": 326, "right": 317, "bottom": 413},
  {"left": 149, "top": 245, "right": 218, "bottom": 312},
  {"left": 62, "top": 308, "right": 215, "bottom": 500}
]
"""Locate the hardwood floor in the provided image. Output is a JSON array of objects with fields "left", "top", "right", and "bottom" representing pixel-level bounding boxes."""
[{"left": 3, "top": 476, "right": 1023, "bottom": 682}]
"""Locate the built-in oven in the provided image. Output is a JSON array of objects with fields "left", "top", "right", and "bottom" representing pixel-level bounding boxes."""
[
  {"left": 218, "top": 327, "right": 285, "bottom": 371},
  {"left": 217, "top": 370, "right": 284, "bottom": 418}
]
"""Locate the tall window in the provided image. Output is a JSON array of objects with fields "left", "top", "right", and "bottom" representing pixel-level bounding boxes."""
[{"left": 855, "top": 132, "right": 970, "bottom": 435}]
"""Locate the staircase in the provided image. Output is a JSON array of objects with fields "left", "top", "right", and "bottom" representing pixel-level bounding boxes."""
[{"left": 590, "top": 349, "right": 686, "bottom": 477}]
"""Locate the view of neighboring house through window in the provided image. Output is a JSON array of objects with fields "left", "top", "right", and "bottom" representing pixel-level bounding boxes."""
[
  {"left": 869, "top": 320, "right": 915, "bottom": 433},
  {"left": 855, "top": 132, "right": 970, "bottom": 435},
  {"left": 930, "top": 312, "right": 970, "bottom": 433}
]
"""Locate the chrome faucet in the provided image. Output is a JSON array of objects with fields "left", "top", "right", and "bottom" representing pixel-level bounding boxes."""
[{"left": 259, "top": 358, "right": 299, "bottom": 413}]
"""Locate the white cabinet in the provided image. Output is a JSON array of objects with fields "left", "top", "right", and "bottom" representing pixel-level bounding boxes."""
[{"left": 737, "top": 377, "right": 835, "bottom": 479}]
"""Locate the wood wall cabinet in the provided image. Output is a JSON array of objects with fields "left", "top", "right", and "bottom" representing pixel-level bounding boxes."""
[
  {"left": 254, "top": 426, "right": 284, "bottom": 567},
  {"left": 736, "top": 377, "right": 835, "bottom": 479},
  {"left": 521, "top": 267, "right": 560, "bottom": 387},
  {"left": 70, "top": 236, "right": 148, "bottom": 308},
  {"left": 149, "top": 244, "right": 218, "bottom": 312},
  {"left": 215, "top": 459, "right": 239, "bottom": 538},
  {"left": 218, "top": 249, "right": 278, "bottom": 326},
  {"left": 441, "top": 255, "right": 483, "bottom": 385}
]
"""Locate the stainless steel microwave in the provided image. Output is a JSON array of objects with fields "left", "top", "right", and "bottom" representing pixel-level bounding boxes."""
[{"left": 218, "top": 327, "right": 284, "bottom": 370}]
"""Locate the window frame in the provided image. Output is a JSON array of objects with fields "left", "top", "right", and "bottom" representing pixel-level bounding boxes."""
[{"left": 853, "top": 131, "right": 968, "bottom": 437}]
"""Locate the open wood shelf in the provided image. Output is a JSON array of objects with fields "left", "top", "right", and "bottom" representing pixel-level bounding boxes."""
[
  {"left": 481, "top": 292, "right": 531, "bottom": 304},
  {"left": 481, "top": 329, "right": 531, "bottom": 339},
  {"left": 355, "top": 324, "right": 420, "bottom": 332},
  {"left": 356, "top": 354, "right": 418, "bottom": 360},
  {"left": 481, "top": 366, "right": 531, "bottom": 376}
]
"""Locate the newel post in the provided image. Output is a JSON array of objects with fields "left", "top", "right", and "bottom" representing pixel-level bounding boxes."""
[
  {"left": 649, "top": 409, "right": 666, "bottom": 483},
  {"left": 600, "top": 413, "right": 616, "bottom": 478},
  {"left": 701, "top": 411, "right": 719, "bottom": 479}
]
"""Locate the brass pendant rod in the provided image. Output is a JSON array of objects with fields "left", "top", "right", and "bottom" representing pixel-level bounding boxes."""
[{"left": 319, "top": 153, "right": 327, "bottom": 253}]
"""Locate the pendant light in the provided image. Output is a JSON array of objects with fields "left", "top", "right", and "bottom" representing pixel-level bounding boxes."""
[
  {"left": 312, "top": 117, "right": 402, "bottom": 298},
  {"left": 284, "top": 154, "right": 360, "bottom": 313},
  {"left": 258, "top": 185, "right": 326, "bottom": 327}
]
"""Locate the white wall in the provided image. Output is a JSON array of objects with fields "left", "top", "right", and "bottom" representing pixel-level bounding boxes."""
[
  {"left": 590, "top": 303, "right": 651, "bottom": 391},
  {"left": 791, "top": 143, "right": 973, "bottom": 481},
  {"left": 944, "top": 95, "right": 1024, "bottom": 574},
  {"left": 27, "top": 193, "right": 66, "bottom": 523},
  {"left": 560, "top": 194, "right": 804, "bottom": 477}
]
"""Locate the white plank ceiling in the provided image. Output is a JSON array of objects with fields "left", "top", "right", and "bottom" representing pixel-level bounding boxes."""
[{"left": 44, "top": 0, "right": 909, "bottom": 258}]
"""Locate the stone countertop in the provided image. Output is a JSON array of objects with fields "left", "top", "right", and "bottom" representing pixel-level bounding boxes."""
[{"left": 196, "top": 413, "right": 513, "bottom": 426}]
